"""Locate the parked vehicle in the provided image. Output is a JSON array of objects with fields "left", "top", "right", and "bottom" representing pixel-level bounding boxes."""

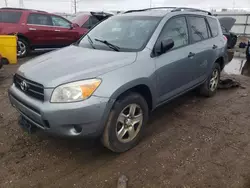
[
  {"left": 219, "top": 17, "right": 238, "bottom": 49},
  {"left": 72, "top": 11, "right": 113, "bottom": 30},
  {"left": 9, "top": 7, "right": 228, "bottom": 152},
  {"left": 0, "top": 8, "right": 88, "bottom": 58}
]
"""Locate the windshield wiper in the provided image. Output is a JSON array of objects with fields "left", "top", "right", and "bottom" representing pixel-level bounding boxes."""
[
  {"left": 87, "top": 35, "right": 95, "bottom": 49},
  {"left": 94, "top": 38, "right": 120, "bottom": 52}
]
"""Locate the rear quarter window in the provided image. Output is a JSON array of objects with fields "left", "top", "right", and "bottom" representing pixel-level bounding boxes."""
[
  {"left": 0, "top": 11, "right": 22, "bottom": 23},
  {"left": 207, "top": 17, "right": 219, "bottom": 37}
]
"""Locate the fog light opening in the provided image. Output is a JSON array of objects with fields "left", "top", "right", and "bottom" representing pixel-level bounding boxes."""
[
  {"left": 43, "top": 120, "right": 50, "bottom": 129},
  {"left": 73, "top": 125, "right": 82, "bottom": 134}
]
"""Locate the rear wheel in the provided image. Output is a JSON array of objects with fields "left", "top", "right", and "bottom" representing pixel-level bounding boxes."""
[
  {"left": 199, "top": 63, "right": 220, "bottom": 97},
  {"left": 102, "top": 92, "right": 148, "bottom": 153},
  {"left": 17, "top": 38, "right": 29, "bottom": 58}
]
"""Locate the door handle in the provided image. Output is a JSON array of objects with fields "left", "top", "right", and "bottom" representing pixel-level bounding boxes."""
[
  {"left": 54, "top": 30, "right": 61, "bottom": 32},
  {"left": 29, "top": 28, "right": 36, "bottom": 31},
  {"left": 188, "top": 52, "right": 196, "bottom": 58},
  {"left": 212, "top": 45, "right": 218, "bottom": 49}
]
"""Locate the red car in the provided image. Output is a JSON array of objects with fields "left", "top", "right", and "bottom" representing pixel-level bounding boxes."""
[{"left": 0, "top": 8, "right": 88, "bottom": 57}]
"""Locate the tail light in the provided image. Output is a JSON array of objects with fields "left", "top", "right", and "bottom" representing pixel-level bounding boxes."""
[{"left": 223, "top": 35, "right": 228, "bottom": 41}]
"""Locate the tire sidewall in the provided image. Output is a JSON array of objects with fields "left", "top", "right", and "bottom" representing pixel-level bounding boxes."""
[
  {"left": 104, "top": 93, "right": 148, "bottom": 152},
  {"left": 206, "top": 63, "right": 221, "bottom": 96},
  {"left": 17, "top": 38, "right": 29, "bottom": 58}
]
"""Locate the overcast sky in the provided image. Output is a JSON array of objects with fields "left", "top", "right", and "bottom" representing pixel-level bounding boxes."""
[{"left": 1, "top": 0, "right": 250, "bottom": 13}]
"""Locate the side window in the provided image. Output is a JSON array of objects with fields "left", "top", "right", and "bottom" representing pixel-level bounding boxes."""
[
  {"left": 0, "top": 11, "right": 22, "bottom": 23},
  {"left": 51, "top": 16, "right": 71, "bottom": 28},
  {"left": 188, "top": 16, "right": 209, "bottom": 42},
  {"left": 159, "top": 17, "right": 189, "bottom": 49},
  {"left": 89, "top": 16, "right": 99, "bottom": 27},
  {"left": 207, "top": 17, "right": 219, "bottom": 37},
  {"left": 27, "top": 13, "right": 52, "bottom": 26},
  {"left": 82, "top": 18, "right": 90, "bottom": 28},
  {"left": 82, "top": 16, "right": 99, "bottom": 29}
]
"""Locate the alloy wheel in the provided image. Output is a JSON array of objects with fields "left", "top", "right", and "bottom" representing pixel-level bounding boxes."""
[
  {"left": 209, "top": 69, "right": 219, "bottom": 91},
  {"left": 17, "top": 40, "right": 27, "bottom": 57},
  {"left": 116, "top": 104, "right": 143, "bottom": 143}
]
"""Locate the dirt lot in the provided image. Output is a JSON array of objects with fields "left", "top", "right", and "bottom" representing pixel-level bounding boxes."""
[{"left": 1, "top": 56, "right": 250, "bottom": 188}]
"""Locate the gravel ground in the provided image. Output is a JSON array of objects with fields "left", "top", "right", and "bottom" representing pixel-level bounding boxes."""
[{"left": 1, "top": 57, "right": 250, "bottom": 188}]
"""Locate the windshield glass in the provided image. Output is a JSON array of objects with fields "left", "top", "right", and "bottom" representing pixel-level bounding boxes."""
[{"left": 79, "top": 16, "right": 161, "bottom": 52}]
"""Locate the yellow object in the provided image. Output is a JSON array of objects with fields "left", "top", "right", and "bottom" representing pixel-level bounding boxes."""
[{"left": 0, "top": 35, "right": 17, "bottom": 64}]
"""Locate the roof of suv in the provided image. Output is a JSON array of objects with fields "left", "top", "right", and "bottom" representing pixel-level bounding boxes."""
[
  {"left": 123, "top": 7, "right": 213, "bottom": 17},
  {"left": 0, "top": 7, "right": 47, "bottom": 13}
]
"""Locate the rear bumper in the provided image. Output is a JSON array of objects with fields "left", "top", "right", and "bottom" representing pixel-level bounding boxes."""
[{"left": 9, "top": 84, "right": 113, "bottom": 138}]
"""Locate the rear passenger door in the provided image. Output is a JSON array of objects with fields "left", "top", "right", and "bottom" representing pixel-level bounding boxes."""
[
  {"left": 26, "top": 13, "right": 56, "bottom": 47},
  {"left": 186, "top": 16, "right": 214, "bottom": 79}
]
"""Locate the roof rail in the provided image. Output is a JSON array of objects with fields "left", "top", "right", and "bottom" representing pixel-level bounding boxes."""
[
  {"left": 0, "top": 7, "right": 47, "bottom": 13},
  {"left": 171, "top": 7, "right": 212, "bottom": 15},
  {"left": 124, "top": 7, "right": 212, "bottom": 15},
  {"left": 124, "top": 7, "right": 176, "bottom": 14}
]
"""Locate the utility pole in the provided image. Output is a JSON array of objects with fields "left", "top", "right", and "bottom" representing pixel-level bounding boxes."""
[
  {"left": 4, "top": 0, "right": 8, "bottom": 7},
  {"left": 19, "top": 0, "right": 24, "bottom": 8},
  {"left": 71, "top": 0, "right": 79, "bottom": 14}
]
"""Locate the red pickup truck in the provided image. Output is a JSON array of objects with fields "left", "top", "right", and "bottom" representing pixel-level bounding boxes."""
[{"left": 0, "top": 8, "right": 89, "bottom": 57}]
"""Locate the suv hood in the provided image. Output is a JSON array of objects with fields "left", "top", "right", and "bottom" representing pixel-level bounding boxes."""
[
  {"left": 17, "top": 46, "right": 136, "bottom": 88},
  {"left": 219, "top": 17, "right": 236, "bottom": 31}
]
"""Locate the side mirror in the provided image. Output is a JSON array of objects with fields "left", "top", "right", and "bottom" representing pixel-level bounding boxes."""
[
  {"left": 154, "top": 39, "right": 174, "bottom": 56},
  {"left": 70, "top": 23, "right": 79, "bottom": 29}
]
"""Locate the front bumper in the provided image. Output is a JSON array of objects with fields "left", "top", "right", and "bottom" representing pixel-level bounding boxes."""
[{"left": 9, "top": 84, "right": 112, "bottom": 137}]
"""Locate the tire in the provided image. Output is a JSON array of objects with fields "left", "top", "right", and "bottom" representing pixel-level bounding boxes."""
[
  {"left": 102, "top": 92, "right": 149, "bottom": 153},
  {"left": 231, "top": 36, "right": 237, "bottom": 49},
  {"left": 17, "top": 38, "right": 29, "bottom": 58},
  {"left": 199, "top": 63, "right": 221, "bottom": 97}
]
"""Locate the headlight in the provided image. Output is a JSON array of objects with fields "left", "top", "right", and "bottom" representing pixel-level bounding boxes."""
[{"left": 50, "top": 79, "right": 101, "bottom": 103}]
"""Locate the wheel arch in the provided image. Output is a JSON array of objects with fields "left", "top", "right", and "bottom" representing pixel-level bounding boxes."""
[
  {"left": 110, "top": 79, "right": 157, "bottom": 111},
  {"left": 215, "top": 56, "right": 225, "bottom": 71}
]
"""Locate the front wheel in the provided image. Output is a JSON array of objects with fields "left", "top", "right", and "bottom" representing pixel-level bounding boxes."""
[
  {"left": 199, "top": 63, "right": 221, "bottom": 97},
  {"left": 102, "top": 93, "right": 149, "bottom": 153}
]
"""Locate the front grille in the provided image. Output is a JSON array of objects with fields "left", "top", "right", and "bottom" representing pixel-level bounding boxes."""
[{"left": 14, "top": 74, "right": 44, "bottom": 101}]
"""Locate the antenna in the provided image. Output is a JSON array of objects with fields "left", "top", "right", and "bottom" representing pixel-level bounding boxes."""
[
  {"left": 19, "top": 0, "right": 24, "bottom": 8},
  {"left": 4, "top": 0, "right": 8, "bottom": 7}
]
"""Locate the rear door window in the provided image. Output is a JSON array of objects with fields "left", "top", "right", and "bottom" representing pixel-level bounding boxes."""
[
  {"left": 207, "top": 17, "right": 219, "bottom": 37},
  {"left": 27, "top": 13, "right": 53, "bottom": 26},
  {"left": 0, "top": 11, "right": 22, "bottom": 23},
  {"left": 188, "top": 16, "right": 209, "bottom": 42}
]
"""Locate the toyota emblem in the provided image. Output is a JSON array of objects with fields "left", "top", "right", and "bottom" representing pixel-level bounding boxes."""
[{"left": 20, "top": 80, "right": 28, "bottom": 91}]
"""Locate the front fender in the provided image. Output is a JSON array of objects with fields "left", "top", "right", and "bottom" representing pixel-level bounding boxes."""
[{"left": 109, "top": 78, "right": 157, "bottom": 109}]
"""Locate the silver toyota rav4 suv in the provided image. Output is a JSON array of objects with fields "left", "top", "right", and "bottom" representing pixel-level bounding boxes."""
[{"left": 9, "top": 7, "right": 228, "bottom": 152}]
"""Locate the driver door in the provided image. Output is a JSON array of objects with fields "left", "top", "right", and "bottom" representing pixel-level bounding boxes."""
[{"left": 154, "top": 16, "right": 196, "bottom": 103}]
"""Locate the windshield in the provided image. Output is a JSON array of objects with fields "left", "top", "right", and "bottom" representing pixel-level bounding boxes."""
[{"left": 79, "top": 16, "right": 161, "bottom": 52}]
